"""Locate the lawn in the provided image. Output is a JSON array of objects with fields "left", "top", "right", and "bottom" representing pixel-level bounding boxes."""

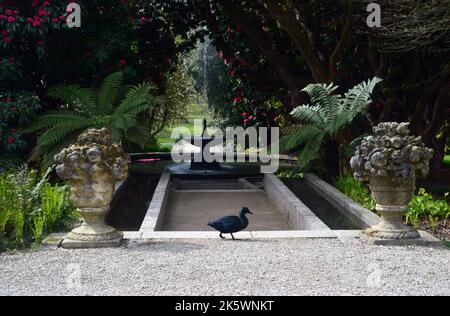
[
  {"left": 157, "top": 103, "right": 211, "bottom": 146},
  {"left": 444, "top": 155, "right": 450, "bottom": 168}
]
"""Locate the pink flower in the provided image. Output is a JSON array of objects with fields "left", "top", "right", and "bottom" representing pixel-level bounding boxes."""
[
  {"left": 59, "top": 15, "right": 66, "bottom": 21},
  {"left": 0, "top": 15, "right": 6, "bottom": 20},
  {"left": 249, "top": 116, "right": 254, "bottom": 120},
  {"left": 1, "top": 30, "right": 8, "bottom": 36},
  {"left": 119, "top": 59, "right": 127, "bottom": 65},
  {"left": 51, "top": 18, "right": 58, "bottom": 23},
  {"left": 5, "top": 10, "right": 13, "bottom": 16},
  {"left": 43, "top": 1, "right": 51, "bottom": 6},
  {"left": 3, "top": 37, "right": 12, "bottom": 43},
  {"left": 27, "top": 17, "right": 34, "bottom": 23},
  {"left": 32, "top": 21, "right": 41, "bottom": 27},
  {"left": 242, "top": 112, "right": 248, "bottom": 117},
  {"left": 238, "top": 58, "right": 248, "bottom": 67},
  {"left": 36, "top": 40, "right": 44, "bottom": 46},
  {"left": 7, "top": 16, "right": 16, "bottom": 23},
  {"left": 243, "top": 119, "right": 248, "bottom": 125},
  {"left": 13, "top": 10, "right": 20, "bottom": 15},
  {"left": 7, "top": 137, "right": 15, "bottom": 144},
  {"left": 233, "top": 97, "right": 241, "bottom": 103}
]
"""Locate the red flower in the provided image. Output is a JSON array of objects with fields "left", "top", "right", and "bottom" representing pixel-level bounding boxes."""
[
  {"left": 7, "top": 16, "right": 15, "bottom": 23},
  {"left": 5, "top": 10, "right": 13, "bottom": 16},
  {"left": 238, "top": 58, "right": 248, "bottom": 67},
  {"left": 1, "top": 30, "right": 8, "bottom": 36},
  {"left": 32, "top": 21, "right": 41, "bottom": 27},
  {"left": 249, "top": 116, "right": 254, "bottom": 120},
  {"left": 242, "top": 112, "right": 248, "bottom": 117},
  {"left": 233, "top": 97, "right": 241, "bottom": 103},
  {"left": 3, "top": 37, "right": 12, "bottom": 43},
  {"left": 243, "top": 119, "right": 248, "bottom": 125},
  {"left": 59, "top": 15, "right": 66, "bottom": 21},
  {"left": 36, "top": 40, "right": 44, "bottom": 46},
  {"left": 51, "top": 18, "right": 58, "bottom": 23},
  {"left": 7, "top": 57, "right": 15, "bottom": 64},
  {"left": 27, "top": 17, "right": 33, "bottom": 23},
  {"left": 119, "top": 59, "right": 127, "bottom": 65},
  {"left": 7, "top": 137, "right": 15, "bottom": 144}
]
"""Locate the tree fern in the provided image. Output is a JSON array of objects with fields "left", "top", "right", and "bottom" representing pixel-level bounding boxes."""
[
  {"left": 281, "top": 77, "right": 382, "bottom": 169},
  {"left": 23, "top": 72, "right": 161, "bottom": 166}
]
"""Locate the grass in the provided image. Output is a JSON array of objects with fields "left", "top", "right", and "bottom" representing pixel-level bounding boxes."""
[
  {"left": 444, "top": 155, "right": 450, "bottom": 168},
  {"left": 156, "top": 102, "right": 212, "bottom": 147}
]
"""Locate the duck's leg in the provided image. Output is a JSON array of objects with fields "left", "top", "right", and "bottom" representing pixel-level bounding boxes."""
[
  {"left": 219, "top": 233, "right": 225, "bottom": 239},
  {"left": 231, "top": 233, "right": 235, "bottom": 240}
]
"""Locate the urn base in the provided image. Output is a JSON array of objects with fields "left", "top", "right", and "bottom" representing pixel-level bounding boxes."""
[
  {"left": 61, "top": 207, "right": 123, "bottom": 249},
  {"left": 363, "top": 211, "right": 420, "bottom": 240}
]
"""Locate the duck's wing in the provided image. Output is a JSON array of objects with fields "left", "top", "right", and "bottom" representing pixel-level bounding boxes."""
[{"left": 208, "top": 216, "right": 241, "bottom": 232}]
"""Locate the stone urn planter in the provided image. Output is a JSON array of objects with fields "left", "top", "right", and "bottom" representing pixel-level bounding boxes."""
[
  {"left": 350, "top": 122, "right": 434, "bottom": 240},
  {"left": 54, "top": 128, "right": 128, "bottom": 248}
]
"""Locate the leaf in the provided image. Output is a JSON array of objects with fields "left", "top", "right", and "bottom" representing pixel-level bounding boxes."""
[{"left": 97, "top": 71, "right": 124, "bottom": 115}]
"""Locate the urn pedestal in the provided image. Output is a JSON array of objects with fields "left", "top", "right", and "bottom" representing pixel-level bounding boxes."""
[
  {"left": 62, "top": 207, "right": 123, "bottom": 248},
  {"left": 364, "top": 176, "right": 420, "bottom": 240}
]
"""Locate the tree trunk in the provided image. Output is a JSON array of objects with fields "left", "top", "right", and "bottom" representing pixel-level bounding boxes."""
[{"left": 324, "top": 139, "right": 340, "bottom": 182}]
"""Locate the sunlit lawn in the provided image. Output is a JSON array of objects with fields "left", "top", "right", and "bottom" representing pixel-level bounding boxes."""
[
  {"left": 443, "top": 155, "right": 450, "bottom": 167},
  {"left": 157, "top": 103, "right": 211, "bottom": 146}
]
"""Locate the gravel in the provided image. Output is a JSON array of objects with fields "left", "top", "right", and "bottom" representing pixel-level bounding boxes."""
[{"left": 0, "top": 239, "right": 449, "bottom": 296}]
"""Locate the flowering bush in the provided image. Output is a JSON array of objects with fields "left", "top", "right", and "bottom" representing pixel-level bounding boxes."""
[
  {"left": 0, "top": 91, "right": 41, "bottom": 153},
  {"left": 0, "top": 1, "right": 69, "bottom": 64}
]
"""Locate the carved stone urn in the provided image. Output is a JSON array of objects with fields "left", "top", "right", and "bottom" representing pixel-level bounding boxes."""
[
  {"left": 350, "top": 122, "right": 434, "bottom": 240},
  {"left": 54, "top": 128, "right": 128, "bottom": 248}
]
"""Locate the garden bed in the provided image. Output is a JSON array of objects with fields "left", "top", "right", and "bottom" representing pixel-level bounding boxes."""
[{"left": 335, "top": 175, "right": 450, "bottom": 242}]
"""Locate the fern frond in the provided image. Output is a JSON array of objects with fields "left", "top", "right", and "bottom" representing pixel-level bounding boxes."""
[
  {"left": 280, "top": 125, "right": 323, "bottom": 152},
  {"left": 22, "top": 111, "right": 86, "bottom": 134},
  {"left": 123, "top": 126, "right": 153, "bottom": 149},
  {"left": 115, "top": 83, "right": 154, "bottom": 115},
  {"left": 97, "top": 71, "right": 123, "bottom": 114},
  {"left": 297, "top": 132, "right": 325, "bottom": 168},
  {"left": 110, "top": 114, "right": 138, "bottom": 131},
  {"left": 291, "top": 105, "right": 327, "bottom": 127},
  {"left": 302, "top": 83, "right": 341, "bottom": 122},
  {"left": 48, "top": 85, "right": 96, "bottom": 114},
  {"left": 36, "top": 121, "right": 92, "bottom": 148}
]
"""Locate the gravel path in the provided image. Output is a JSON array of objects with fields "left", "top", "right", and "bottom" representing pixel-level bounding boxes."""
[{"left": 0, "top": 239, "right": 449, "bottom": 296}]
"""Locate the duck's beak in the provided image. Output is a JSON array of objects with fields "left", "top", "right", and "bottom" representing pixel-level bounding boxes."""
[{"left": 248, "top": 211, "right": 254, "bottom": 215}]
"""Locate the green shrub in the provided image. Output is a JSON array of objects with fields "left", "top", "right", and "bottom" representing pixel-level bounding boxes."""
[
  {"left": 406, "top": 188, "right": 450, "bottom": 228},
  {"left": 0, "top": 167, "right": 78, "bottom": 251},
  {"left": 335, "top": 175, "right": 376, "bottom": 210},
  {"left": 335, "top": 175, "right": 450, "bottom": 229},
  {"left": 277, "top": 169, "right": 304, "bottom": 179},
  {"left": 444, "top": 156, "right": 450, "bottom": 168}
]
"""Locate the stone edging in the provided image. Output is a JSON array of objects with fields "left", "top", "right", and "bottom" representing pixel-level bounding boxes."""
[
  {"left": 303, "top": 173, "right": 381, "bottom": 229},
  {"left": 264, "top": 174, "right": 330, "bottom": 230}
]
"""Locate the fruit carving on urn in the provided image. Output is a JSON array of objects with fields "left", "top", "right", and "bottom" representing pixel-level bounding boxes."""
[
  {"left": 351, "top": 122, "right": 434, "bottom": 240},
  {"left": 54, "top": 128, "right": 128, "bottom": 248}
]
